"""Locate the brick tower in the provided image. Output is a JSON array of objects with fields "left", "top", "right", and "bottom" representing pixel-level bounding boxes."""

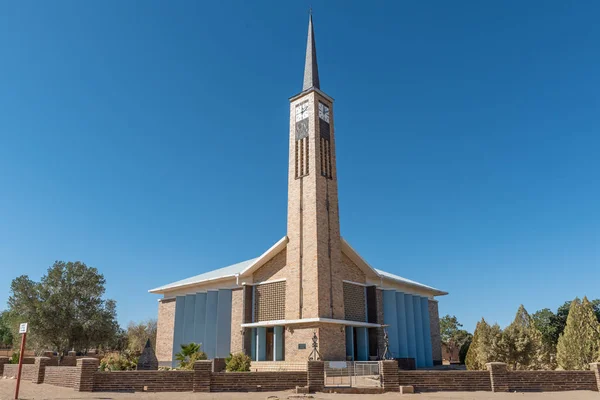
[{"left": 286, "top": 14, "right": 345, "bottom": 329}]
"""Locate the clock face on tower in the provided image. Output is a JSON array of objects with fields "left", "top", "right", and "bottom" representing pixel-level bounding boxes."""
[
  {"left": 295, "top": 101, "right": 309, "bottom": 140},
  {"left": 318, "top": 102, "right": 330, "bottom": 123},
  {"left": 296, "top": 102, "right": 309, "bottom": 122}
]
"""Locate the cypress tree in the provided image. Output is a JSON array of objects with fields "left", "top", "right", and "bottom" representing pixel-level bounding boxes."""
[
  {"left": 465, "top": 319, "right": 485, "bottom": 370},
  {"left": 556, "top": 297, "right": 600, "bottom": 370},
  {"left": 501, "top": 305, "right": 544, "bottom": 370}
]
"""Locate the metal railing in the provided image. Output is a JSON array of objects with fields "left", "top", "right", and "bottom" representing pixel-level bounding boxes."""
[{"left": 324, "top": 361, "right": 381, "bottom": 388}]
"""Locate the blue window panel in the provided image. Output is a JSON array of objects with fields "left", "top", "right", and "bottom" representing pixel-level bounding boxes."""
[
  {"left": 404, "top": 294, "right": 417, "bottom": 363},
  {"left": 395, "top": 292, "right": 409, "bottom": 358},
  {"left": 421, "top": 297, "right": 433, "bottom": 367},
  {"left": 275, "top": 326, "right": 284, "bottom": 361},
  {"left": 383, "top": 290, "right": 399, "bottom": 358},
  {"left": 204, "top": 291, "right": 218, "bottom": 359},
  {"left": 356, "top": 327, "right": 369, "bottom": 361},
  {"left": 345, "top": 326, "right": 354, "bottom": 361},
  {"left": 413, "top": 295, "right": 425, "bottom": 368},
  {"left": 256, "top": 327, "right": 267, "bottom": 361},
  {"left": 251, "top": 328, "right": 256, "bottom": 361},
  {"left": 183, "top": 294, "right": 196, "bottom": 345},
  {"left": 215, "top": 289, "right": 232, "bottom": 358},
  {"left": 193, "top": 293, "right": 207, "bottom": 349}
]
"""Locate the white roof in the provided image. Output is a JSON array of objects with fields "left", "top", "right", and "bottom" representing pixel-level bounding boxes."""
[
  {"left": 149, "top": 237, "right": 447, "bottom": 296},
  {"left": 149, "top": 257, "right": 258, "bottom": 293},
  {"left": 376, "top": 269, "right": 447, "bottom": 295}
]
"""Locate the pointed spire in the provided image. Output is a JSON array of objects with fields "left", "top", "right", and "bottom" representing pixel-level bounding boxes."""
[{"left": 302, "top": 12, "right": 320, "bottom": 91}]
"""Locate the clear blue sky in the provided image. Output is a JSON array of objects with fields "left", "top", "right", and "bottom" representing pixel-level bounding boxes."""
[{"left": 1, "top": 1, "right": 598, "bottom": 333}]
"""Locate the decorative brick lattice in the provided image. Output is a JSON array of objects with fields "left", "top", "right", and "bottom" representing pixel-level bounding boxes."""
[
  {"left": 343, "top": 282, "right": 366, "bottom": 322},
  {"left": 254, "top": 281, "right": 286, "bottom": 322}
]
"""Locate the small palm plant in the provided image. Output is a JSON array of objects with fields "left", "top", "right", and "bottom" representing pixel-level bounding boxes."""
[{"left": 175, "top": 342, "right": 207, "bottom": 370}]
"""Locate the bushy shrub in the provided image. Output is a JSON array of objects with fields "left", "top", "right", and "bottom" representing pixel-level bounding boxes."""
[
  {"left": 99, "top": 351, "right": 138, "bottom": 371},
  {"left": 9, "top": 351, "right": 19, "bottom": 364},
  {"left": 175, "top": 343, "right": 207, "bottom": 370},
  {"left": 225, "top": 352, "right": 251, "bottom": 372}
]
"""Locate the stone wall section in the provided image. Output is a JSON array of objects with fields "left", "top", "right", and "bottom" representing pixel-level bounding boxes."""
[
  {"left": 398, "top": 370, "right": 492, "bottom": 392},
  {"left": 380, "top": 360, "right": 400, "bottom": 392},
  {"left": 230, "top": 288, "right": 244, "bottom": 354},
  {"left": 252, "top": 249, "right": 287, "bottom": 283},
  {"left": 3, "top": 364, "right": 36, "bottom": 380},
  {"left": 340, "top": 252, "right": 366, "bottom": 283},
  {"left": 487, "top": 362, "right": 598, "bottom": 392},
  {"left": 73, "top": 358, "right": 100, "bottom": 392},
  {"left": 318, "top": 325, "right": 346, "bottom": 361},
  {"left": 45, "top": 366, "right": 78, "bottom": 388},
  {"left": 210, "top": 371, "right": 306, "bottom": 392},
  {"left": 94, "top": 370, "right": 194, "bottom": 392},
  {"left": 285, "top": 327, "right": 314, "bottom": 362},
  {"left": 156, "top": 297, "right": 176, "bottom": 364},
  {"left": 428, "top": 299, "right": 442, "bottom": 364}
]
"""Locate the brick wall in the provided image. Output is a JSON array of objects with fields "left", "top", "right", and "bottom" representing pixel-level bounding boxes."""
[
  {"left": 252, "top": 249, "right": 287, "bottom": 283},
  {"left": 343, "top": 282, "right": 365, "bottom": 322},
  {"left": 398, "top": 371, "right": 492, "bottom": 392},
  {"left": 428, "top": 299, "right": 442, "bottom": 364},
  {"left": 254, "top": 281, "right": 286, "bottom": 321},
  {"left": 210, "top": 371, "right": 306, "bottom": 392},
  {"left": 45, "top": 366, "right": 78, "bottom": 388},
  {"left": 94, "top": 371, "right": 194, "bottom": 392},
  {"left": 3, "top": 364, "right": 36, "bottom": 380},
  {"left": 156, "top": 298, "right": 176, "bottom": 364},
  {"left": 230, "top": 288, "right": 244, "bottom": 354}
]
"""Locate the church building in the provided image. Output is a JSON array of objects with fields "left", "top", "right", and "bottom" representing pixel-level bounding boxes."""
[{"left": 150, "top": 15, "right": 447, "bottom": 368}]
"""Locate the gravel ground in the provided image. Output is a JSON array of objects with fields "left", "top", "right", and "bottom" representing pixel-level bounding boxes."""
[{"left": 1, "top": 380, "right": 597, "bottom": 400}]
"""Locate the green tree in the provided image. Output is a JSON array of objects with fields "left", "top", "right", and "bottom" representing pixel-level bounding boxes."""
[
  {"left": 8, "top": 261, "right": 120, "bottom": 354},
  {"left": 466, "top": 318, "right": 505, "bottom": 370},
  {"left": 0, "top": 311, "right": 14, "bottom": 348},
  {"left": 501, "top": 305, "right": 544, "bottom": 370},
  {"left": 556, "top": 297, "right": 600, "bottom": 370},
  {"left": 126, "top": 319, "right": 157, "bottom": 354},
  {"left": 175, "top": 343, "right": 207, "bottom": 370},
  {"left": 439, "top": 315, "right": 471, "bottom": 363}
]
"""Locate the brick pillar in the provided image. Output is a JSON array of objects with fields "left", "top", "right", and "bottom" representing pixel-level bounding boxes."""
[
  {"left": 32, "top": 357, "right": 51, "bottom": 384},
  {"left": 193, "top": 360, "right": 212, "bottom": 392},
  {"left": 73, "top": 358, "right": 99, "bottom": 392},
  {"left": 212, "top": 358, "right": 226, "bottom": 372},
  {"left": 486, "top": 362, "right": 508, "bottom": 392},
  {"left": 307, "top": 361, "right": 324, "bottom": 393},
  {"left": 590, "top": 363, "right": 600, "bottom": 392},
  {"left": 380, "top": 360, "right": 399, "bottom": 392},
  {"left": 0, "top": 357, "right": 8, "bottom": 376}
]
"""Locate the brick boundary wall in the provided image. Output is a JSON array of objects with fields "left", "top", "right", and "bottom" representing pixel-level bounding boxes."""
[
  {"left": 3, "top": 364, "right": 36, "bottom": 380},
  {"left": 380, "top": 360, "right": 400, "bottom": 392},
  {"left": 94, "top": 371, "right": 194, "bottom": 392},
  {"left": 73, "top": 358, "right": 100, "bottom": 392},
  {"left": 0, "top": 357, "right": 8, "bottom": 376},
  {"left": 398, "top": 370, "right": 492, "bottom": 392},
  {"left": 210, "top": 371, "right": 307, "bottom": 392},
  {"left": 307, "top": 361, "right": 324, "bottom": 392},
  {"left": 487, "top": 362, "right": 598, "bottom": 393},
  {"left": 4, "top": 358, "right": 597, "bottom": 393},
  {"left": 45, "top": 366, "right": 78, "bottom": 388}
]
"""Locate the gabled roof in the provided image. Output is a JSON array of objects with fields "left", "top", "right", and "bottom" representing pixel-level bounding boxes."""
[
  {"left": 149, "top": 235, "right": 447, "bottom": 297},
  {"left": 148, "top": 237, "right": 288, "bottom": 294},
  {"left": 148, "top": 257, "right": 258, "bottom": 294}
]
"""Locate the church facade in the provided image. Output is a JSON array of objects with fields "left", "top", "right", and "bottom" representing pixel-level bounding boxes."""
[{"left": 150, "top": 15, "right": 447, "bottom": 367}]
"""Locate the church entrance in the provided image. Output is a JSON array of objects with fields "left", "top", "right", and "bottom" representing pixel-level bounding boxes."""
[
  {"left": 266, "top": 327, "right": 274, "bottom": 361},
  {"left": 345, "top": 326, "right": 370, "bottom": 361}
]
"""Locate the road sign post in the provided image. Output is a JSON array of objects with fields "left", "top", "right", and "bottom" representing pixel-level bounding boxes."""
[{"left": 14, "top": 323, "right": 28, "bottom": 400}]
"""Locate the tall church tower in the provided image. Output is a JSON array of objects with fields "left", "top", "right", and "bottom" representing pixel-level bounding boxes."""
[{"left": 286, "top": 14, "right": 345, "bottom": 322}]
